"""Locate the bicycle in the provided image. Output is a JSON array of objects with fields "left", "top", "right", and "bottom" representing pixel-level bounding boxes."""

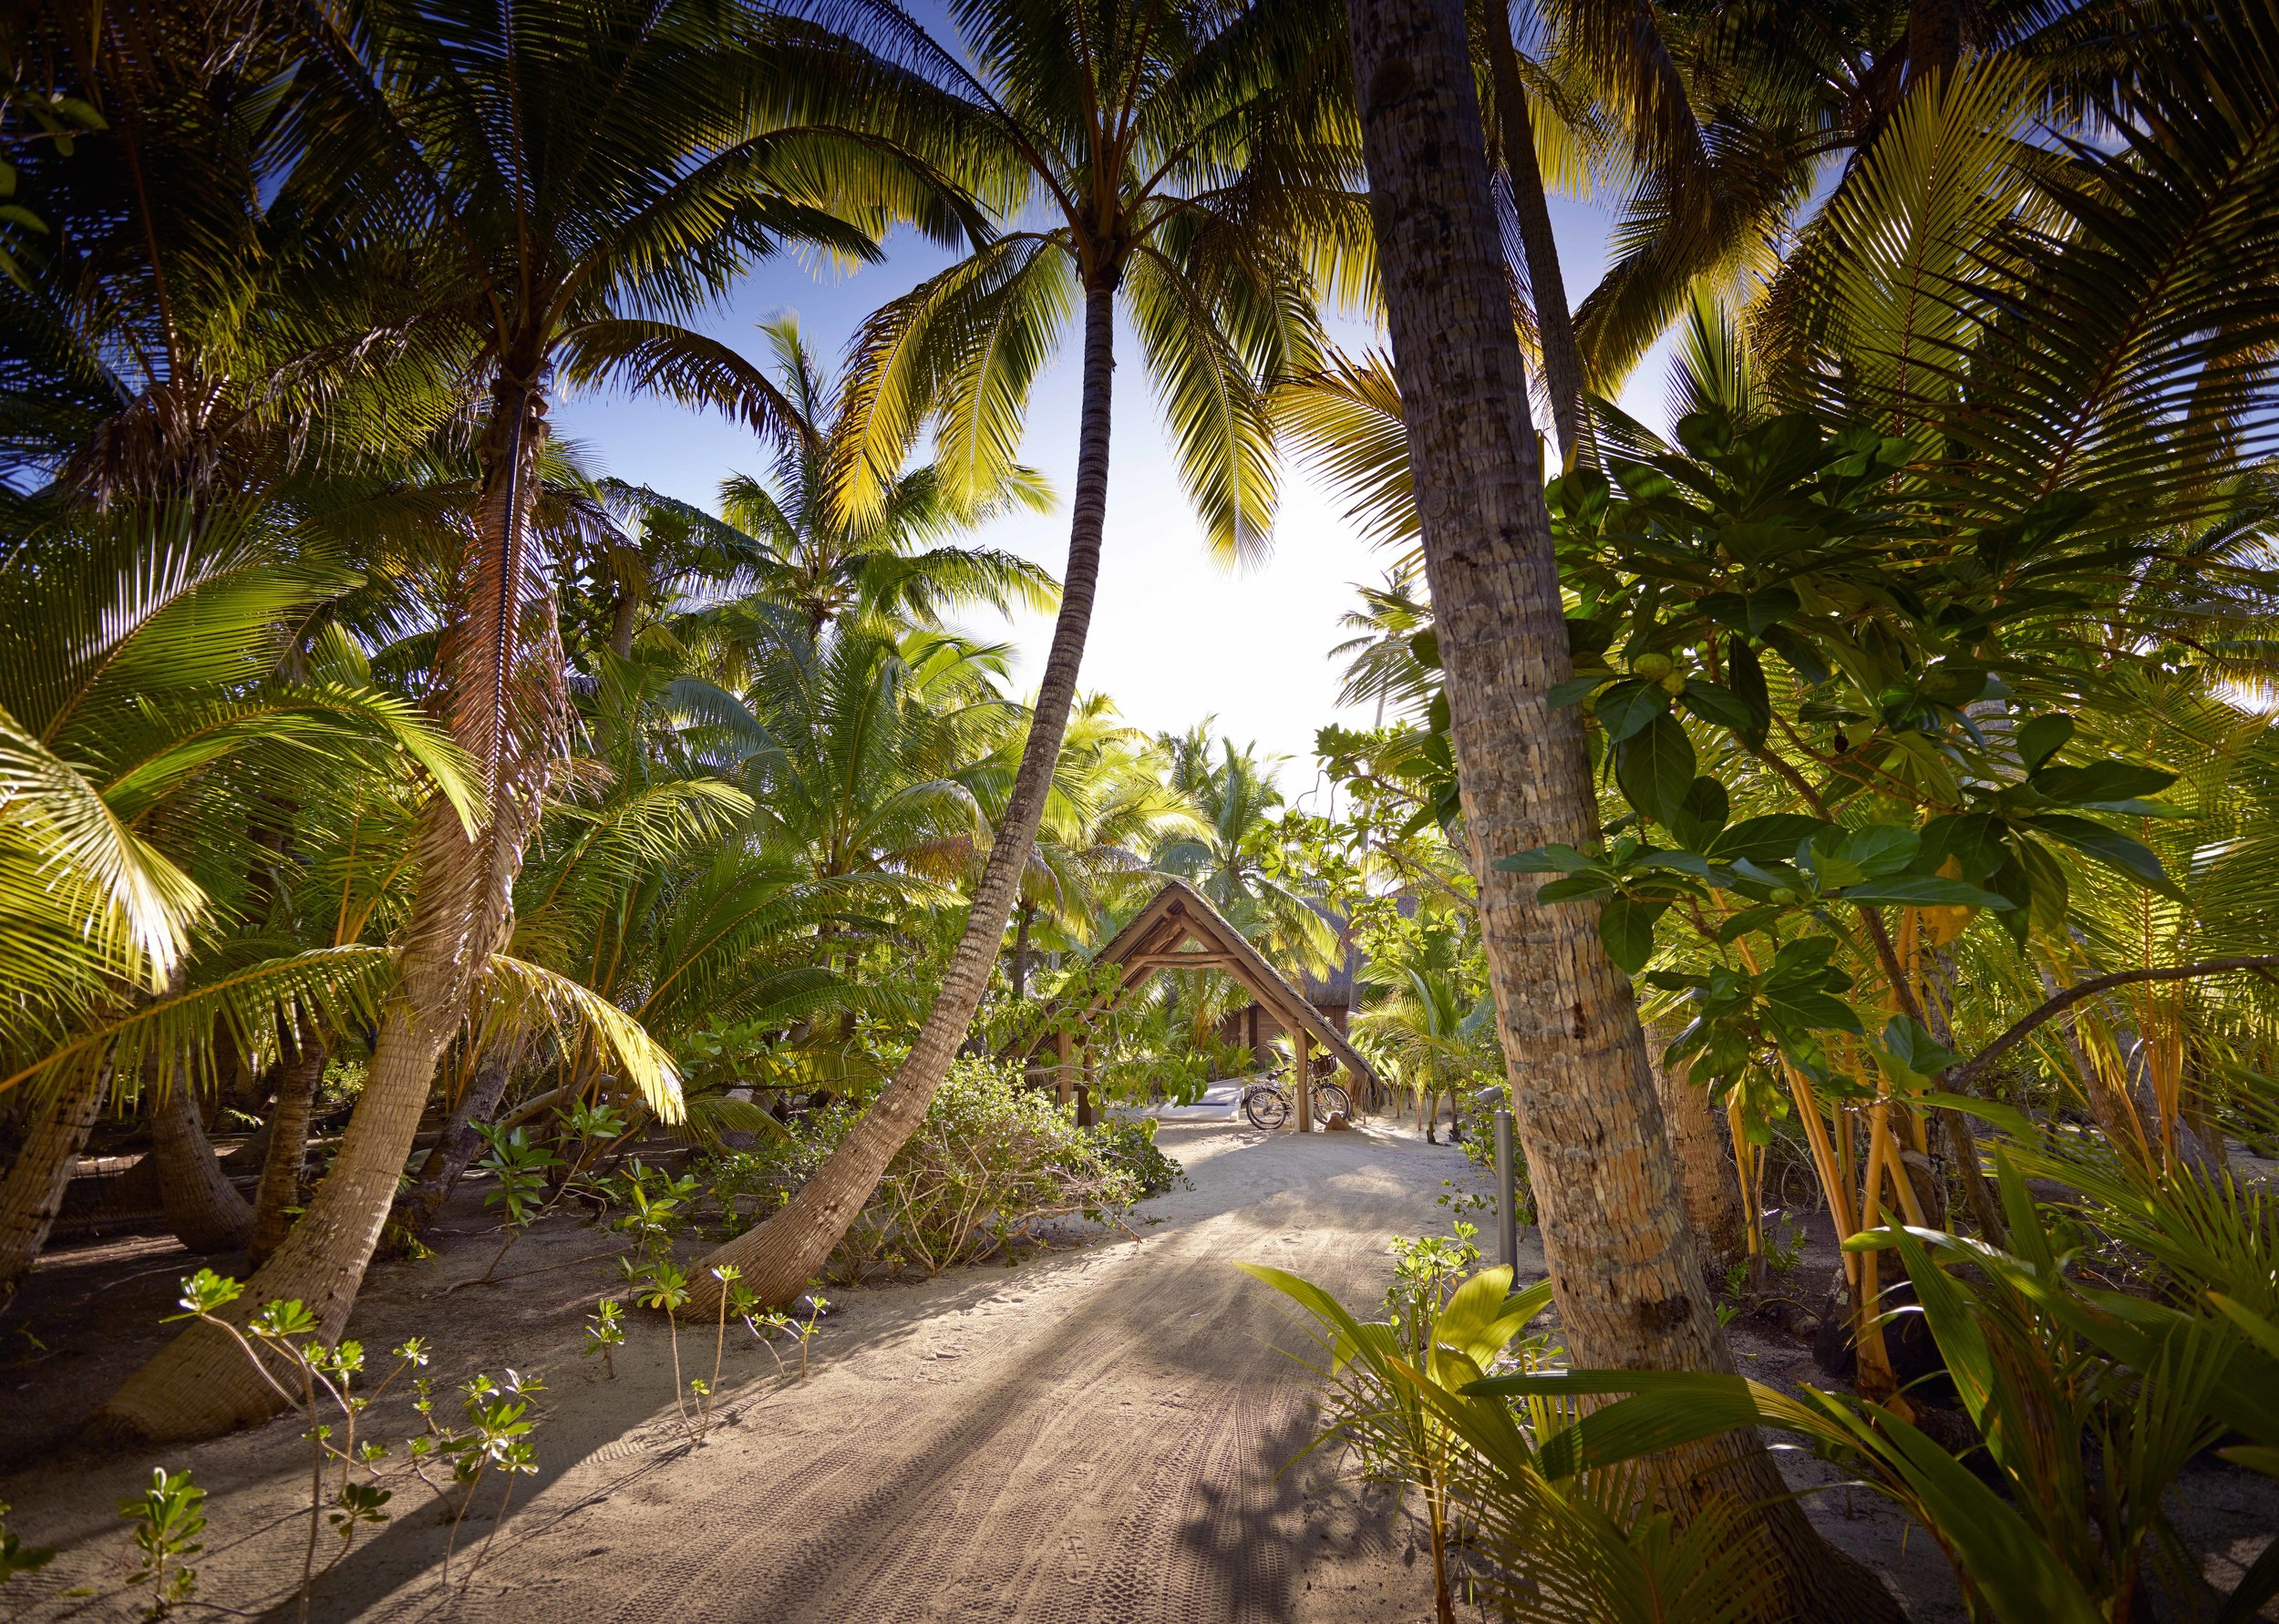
[{"left": 1239, "top": 1066, "right": 1352, "bottom": 1131}]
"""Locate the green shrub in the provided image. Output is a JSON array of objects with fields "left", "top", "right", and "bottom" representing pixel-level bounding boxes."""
[
  {"left": 702, "top": 1061, "right": 1163, "bottom": 1281},
  {"left": 1088, "top": 1115, "right": 1188, "bottom": 1197}
]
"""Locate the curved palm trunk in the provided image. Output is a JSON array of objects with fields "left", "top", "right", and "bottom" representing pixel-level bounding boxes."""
[
  {"left": 0, "top": 1057, "right": 112, "bottom": 1305},
  {"left": 151, "top": 1071, "right": 253, "bottom": 1254},
  {"left": 1342, "top": 5, "right": 1903, "bottom": 1617},
  {"left": 393, "top": 1041, "right": 519, "bottom": 1241},
  {"left": 1484, "top": 18, "right": 1585, "bottom": 465},
  {"left": 92, "top": 378, "right": 555, "bottom": 1444},
  {"left": 247, "top": 1021, "right": 327, "bottom": 1267},
  {"left": 690, "top": 283, "right": 1119, "bottom": 1314}
]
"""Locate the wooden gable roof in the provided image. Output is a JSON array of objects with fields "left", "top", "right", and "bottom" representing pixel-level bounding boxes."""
[{"left": 1020, "top": 879, "right": 1380, "bottom": 1089}]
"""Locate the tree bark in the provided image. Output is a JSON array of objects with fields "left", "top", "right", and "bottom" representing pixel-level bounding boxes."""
[
  {"left": 0, "top": 1058, "right": 111, "bottom": 1306},
  {"left": 91, "top": 375, "right": 555, "bottom": 1444},
  {"left": 1341, "top": 4, "right": 1904, "bottom": 1616},
  {"left": 1650, "top": 1031, "right": 1746, "bottom": 1276},
  {"left": 150, "top": 1069, "right": 253, "bottom": 1255},
  {"left": 1483, "top": 15, "right": 1585, "bottom": 464},
  {"left": 1010, "top": 899, "right": 1036, "bottom": 1000},
  {"left": 247, "top": 1022, "right": 327, "bottom": 1267},
  {"left": 392, "top": 1042, "right": 518, "bottom": 1242},
  {"left": 687, "top": 281, "right": 1119, "bottom": 1316}
]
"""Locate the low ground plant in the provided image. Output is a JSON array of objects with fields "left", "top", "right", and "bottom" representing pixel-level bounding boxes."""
[
  {"left": 703, "top": 1061, "right": 1160, "bottom": 1281},
  {"left": 1243, "top": 1225, "right": 1772, "bottom": 1624},
  {"left": 156, "top": 1270, "right": 544, "bottom": 1619}
]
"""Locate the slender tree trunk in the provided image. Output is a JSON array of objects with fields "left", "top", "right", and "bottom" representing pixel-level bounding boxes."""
[
  {"left": 689, "top": 281, "right": 1119, "bottom": 1316},
  {"left": 1010, "top": 900, "right": 1035, "bottom": 1000},
  {"left": 91, "top": 375, "right": 556, "bottom": 1444},
  {"left": 392, "top": 1042, "right": 519, "bottom": 1241},
  {"left": 151, "top": 1068, "right": 253, "bottom": 1254},
  {"left": 247, "top": 1022, "right": 327, "bottom": 1268},
  {"left": 1649, "top": 1030, "right": 1746, "bottom": 1276},
  {"left": 1483, "top": 16, "right": 1585, "bottom": 464},
  {"left": 0, "top": 1058, "right": 111, "bottom": 1306},
  {"left": 608, "top": 582, "right": 639, "bottom": 660},
  {"left": 1341, "top": 5, "right": 1904, "bottom": 1616}
]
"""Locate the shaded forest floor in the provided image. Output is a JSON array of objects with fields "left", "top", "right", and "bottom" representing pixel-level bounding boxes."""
[{"left": 3, "top": 1113, "right": 2272, "bottom": 1621}]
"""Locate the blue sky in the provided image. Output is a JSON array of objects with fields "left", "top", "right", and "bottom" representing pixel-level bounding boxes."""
[{"left": 552, "top": 194, "right": 1670, "bottom": 796}]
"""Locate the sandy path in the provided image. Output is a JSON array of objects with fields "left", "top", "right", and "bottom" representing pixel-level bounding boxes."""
[
  {"left": 465, "top": 1121, "right": 1464, "bottom": 1624},
  {"left": 4, "top": 1120, "right": 1477, "bottom": 1622}
]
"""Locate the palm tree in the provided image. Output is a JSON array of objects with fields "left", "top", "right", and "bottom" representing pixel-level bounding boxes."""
[
  {"left": 717, "top": 316, "right": 1059, "bottom": 637},
  {"left": 1004, "top": 698, "right": 1205, "bottom": 998},
  {"left": 0, "top": 506, "right": 475, "bottom": 1301},
  {"left": 94, "top": 0, "right": 979, "bottom": 1444},
  {"left": 1336, "top": 0, "right": 1902, "bottom": 1612},
  {"left": 1354, "top": 959, "right": 1494, "bottom": 1139},
  {"left": 688, "top": 0, "right": 1359, "bottom": 1310},
  {"left": 1154, "top": 725, "right": 1339, "bottom": 971}
]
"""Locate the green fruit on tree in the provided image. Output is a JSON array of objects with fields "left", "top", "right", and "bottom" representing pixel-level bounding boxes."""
[
  {"left": 1657, "top": 672, "right": 1687, "bottom": 696},
  {"left": 1632, "top": 652, "right": 1675, "bottom": 683}
]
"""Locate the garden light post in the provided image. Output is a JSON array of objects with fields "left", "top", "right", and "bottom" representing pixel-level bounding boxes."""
[{"left": 1480, "top": 1087, "right": 1518, "bottom": 1276}]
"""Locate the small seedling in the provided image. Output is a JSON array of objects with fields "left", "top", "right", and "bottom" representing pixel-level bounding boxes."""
[
  {"left": 169, "top": 1269, "right": 430, "bottom": 1623},
  {"left": 119, "top": 1468, "right": 203, "bottom": 1619},
  {"left": 1, "top": 1498, "right": 55, "bottom": 1587},
  {"left": 583, "top": 1297, "right": 625, "bottom": 1378}
]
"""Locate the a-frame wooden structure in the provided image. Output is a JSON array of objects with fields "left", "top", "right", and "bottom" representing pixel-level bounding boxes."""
[{"left": 1016, "top": 878, "right": 1379, "bottom": 1132}]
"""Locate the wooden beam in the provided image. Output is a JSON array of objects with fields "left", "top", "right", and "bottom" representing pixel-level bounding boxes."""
[
  {"left": 1294, "top": 1026, "right": 1314, "bottom": 1134},
  {"left": 1056, "top": 1028, "right": 1073, "bottom": 1108}
]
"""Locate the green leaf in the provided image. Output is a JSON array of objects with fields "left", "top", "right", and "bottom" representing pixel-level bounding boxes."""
[
  {"left": 1838, "top": 874, "right": 2013, "bottom": 910},
  {"left": 1920, "top": 813, "right": 2008, "bottom": 880},
  {"left": 1614, "top": 714, "right": 1697, "bottom": 827},
  {"left": 1727, "top": 637, "right": 1772, "bottom": 740},
  {"left": 2030, "top": 759, "right": 2180, "bottom": 807},
  {"left": 1548, "top": 675, "right": 1605, "bottom": 709},
  {"left": 1594, "top": 680, "right": 1668, "bottom": 744},
  {"left": 2016, "top": 713, "right": 2074, "bottom": 770},
  {"left": 1598, "top": 896, "right": 1669, "bottom": 973},
  {"left": 1706, "top": 815, "right": 1832, "bottom": 863},
  {"left": 1678, "top": 682, "right": 1756, "bottom": 734},
  {"left": 1538, "top": 874, "right": 1616, "bottom": 902},
  {"left": 1665, "top": 775, "right": 1730, "bottom": 849},
  {"left": 1914, "top": 1092, "right": 2038, "bottom": 1141},
  {"left": 2027, "top": 815, "right": 2183, "bottom": 899}
]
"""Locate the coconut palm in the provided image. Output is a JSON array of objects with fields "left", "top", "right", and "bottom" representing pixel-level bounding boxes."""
[
  {"left": 1003, "top": 698, "right": 1206, "bottom": 998},
  {"left": 94, "top": 0, "right": 982, "bottom": 1444},
  {"left": 1337, "top": 0, "right": 1901, "bottom": 1612},
  {"left": 0, "top": 505, "right": 477, "bottom": 1301},
  {"left": 1154, "top": 725, "right": 1339, "bottom": 972},
  {"left": 688, "top": 0, "right": 1362, "bottom": 1309},
  {"left": 1355, "top": 959, "right": 1496, "bottom": 1140},
  {"left": 714, "top": 316, "right": 1059, "bottom": 637}
]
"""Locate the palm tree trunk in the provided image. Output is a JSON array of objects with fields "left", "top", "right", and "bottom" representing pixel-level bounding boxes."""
[
  {"left": 90, "top": 375, "right": 555, "bottom": 1444},
  {"left": 151, "top": 1069, "right": 253, "bottom": 1254},
  {"left": 689, "top": 281, "right": 1119, "bottom": 1315},
  {"left": 393, "top": 1041, "right": 519, "bottom": 1241},
  {"left": 1483, "top": 17, "right": 1585, "bottom": 464},
  {"left": 1010, "top": 900, "right": 1035, "bottom": 1000},
  {"left": 0, "top": 1057, "right": 112, "bottom": 1306},
  {"left": 247, "top": 1021, "right": 326, "bottom": 1267},
  {"left": 1648, "top": 1030, "right": 1745, "bottom": 1276},
  {"left": 1341, "top": 5, "right": 1903, "bottom": 1616}
]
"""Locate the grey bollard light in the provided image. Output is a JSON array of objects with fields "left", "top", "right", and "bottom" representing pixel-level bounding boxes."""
[{"left": 1494, "top": 1108, "right": 1519, "bottom": 1276}]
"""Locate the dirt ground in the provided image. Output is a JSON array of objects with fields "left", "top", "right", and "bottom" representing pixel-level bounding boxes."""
[{"left": 3, "top": 1115, "right": 2274, "bottom": 1623}]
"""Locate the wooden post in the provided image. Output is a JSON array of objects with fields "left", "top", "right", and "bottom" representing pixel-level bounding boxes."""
[
  {"left": 1056, "top": 1029, "right": 1074, "bottom": 1109},
  {"left": 1078, "top": 1045, "right": 1098, "bottom": 1128},
  {"left": 1294, "top": 1025, "right": 1314, "bottom": 1134}
]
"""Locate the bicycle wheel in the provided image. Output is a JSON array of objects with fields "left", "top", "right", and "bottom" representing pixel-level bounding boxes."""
[
  {"left": 1312, "top": 1082, "right": 1352, "bottom": 1121},
  {"left": 1243, "top": 1085, "right": 1291, "bottom": 1131}
]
